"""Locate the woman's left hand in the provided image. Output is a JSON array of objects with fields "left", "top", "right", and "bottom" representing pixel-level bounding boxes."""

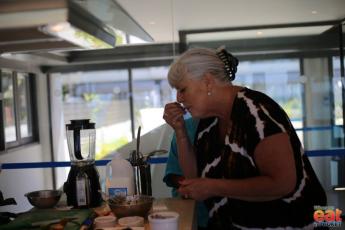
[{"left": 178, "top": 178, "right": 213, "bottom": 201}]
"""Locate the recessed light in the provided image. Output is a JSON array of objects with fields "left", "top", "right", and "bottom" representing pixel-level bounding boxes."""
[
  {"left": 256, "top": 31, "right": 263, "bottom": 36},
  {"left": 149, "top": 21, "right": 156, "bottom": 25},
  {"left": 48, "top": 22, "right": 70, "bottom": 32},
  {"left": 312, "top": 10, "right": 318, "bottom": 14}
]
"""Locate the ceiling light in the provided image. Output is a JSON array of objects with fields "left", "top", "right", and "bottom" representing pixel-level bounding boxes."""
[
  {"left": 337, "top": 80, "right": 342, "bottom": 88},
  {"left": 49, "top": 22, "right": 70, "bottom": 33},
  {"left": 40, "top": 22, "right": 112, "bottom": 49},
  {"left": 334, "top": 187, "right": 345, "bottom": 191},
  {"left": 149, "top": 21, "right": 156, "bottom": 25},
  {"left": 0, "top": 0, "right": 116, "bottom": 53},
  {"left": 256, "top": 31, "right": 263, "bottom": 36},
  {"left": 312, "top": 10, "right": 318, "bottom": 14}
]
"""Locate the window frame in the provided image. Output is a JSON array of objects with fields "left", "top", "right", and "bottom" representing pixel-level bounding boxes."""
[{"left": 0, "top": 69, "right": 39, "bottom": 151}]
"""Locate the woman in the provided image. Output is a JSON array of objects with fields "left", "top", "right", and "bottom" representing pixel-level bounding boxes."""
[{"left": 163, "top": 47, "right": 327, "bottom": 229}]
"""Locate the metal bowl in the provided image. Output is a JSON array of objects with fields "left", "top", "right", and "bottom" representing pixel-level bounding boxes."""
[
  {"left": 108, "top": 195, "right": 154, "bottom": 218},
  {"left": 25, "top": 190, "right": 62, "bottom": 209}
]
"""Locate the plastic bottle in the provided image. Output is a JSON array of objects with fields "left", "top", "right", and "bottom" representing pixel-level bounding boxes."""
[{"left": 105, "top": 155, "right": 134, "bottom": 197}]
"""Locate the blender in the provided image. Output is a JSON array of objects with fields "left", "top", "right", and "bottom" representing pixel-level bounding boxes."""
[{"left": 63, "top": 119, "right": 102, "bottom": 208}]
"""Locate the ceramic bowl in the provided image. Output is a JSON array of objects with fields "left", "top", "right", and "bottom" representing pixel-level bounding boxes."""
[
  {"left": 108, "top": 195, "right": 153, "bottom": 218},
  {"left": 25, "top": 190, "right": 62, "bottom": 209}
]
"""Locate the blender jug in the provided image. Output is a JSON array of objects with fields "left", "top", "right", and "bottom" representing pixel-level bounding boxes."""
[
  {"left": 66, "top": 119, "right": 96, "bottom": 163},
  {"left": 64, "top": 119, "right": 102, "bottom": 208}
]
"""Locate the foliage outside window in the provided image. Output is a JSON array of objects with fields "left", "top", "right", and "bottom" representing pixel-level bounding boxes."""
[
  {"left": 132, "top": 67, "right": 173, "bottom": 135},
  {"left": 332, "top": 57, "right": 343, "bottom": 126},
  {"left": 58, "top": 70, "right": 132, "bottom": 159},
  {"left": 56, "top": 67, "right": 174, "bottom": 160}
]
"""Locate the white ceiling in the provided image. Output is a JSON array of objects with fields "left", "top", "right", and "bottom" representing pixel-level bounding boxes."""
[{"left": 116, "top": 0, "right": 345, "bottom": 43}]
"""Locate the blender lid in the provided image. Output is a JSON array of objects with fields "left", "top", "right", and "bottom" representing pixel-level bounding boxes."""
[{"left": 66, "top": 119, "right": 95, "bottom": 130}]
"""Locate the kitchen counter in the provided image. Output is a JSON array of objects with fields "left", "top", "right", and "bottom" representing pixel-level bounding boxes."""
[
  {"left": 0, "top": 197, "right": 197, "bottom": 230},
  {"left": 102, "top": 197, "right": 197, "bottom": 230}
]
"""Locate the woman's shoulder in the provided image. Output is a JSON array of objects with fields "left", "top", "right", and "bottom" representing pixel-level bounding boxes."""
[
  {"left": 238, "top": 87, "right": 268, "bottom": 98},
  {"left": 237, "top": 87, "right": 280, "bottom": 107}
]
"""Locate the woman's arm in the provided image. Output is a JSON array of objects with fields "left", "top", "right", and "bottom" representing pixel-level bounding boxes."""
[
  {"left": 163, "top": 102, "right": 198, "bottom": 178},
  {"left": 175, "top": 128, "right": 198, "bottom": 178},
  {"left": 179, "top": 132, "right": 297, "bottom": 201}
]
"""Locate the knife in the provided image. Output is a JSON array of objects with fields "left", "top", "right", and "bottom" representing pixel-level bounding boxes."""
[{"left": 31, "top": 217, "right": 78, "bottom": 227}]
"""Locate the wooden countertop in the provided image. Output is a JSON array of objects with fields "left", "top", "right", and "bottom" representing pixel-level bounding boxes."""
[{"left": 4, "top": 196, "right": 197, "bottom": 230}]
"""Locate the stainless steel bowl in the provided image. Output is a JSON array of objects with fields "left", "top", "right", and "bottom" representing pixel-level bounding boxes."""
[
  {"left": 108, "top": 195, "right": 154, "bottom": 218},
  {"left": 25, "top": 190, "right": 62, "bottom": 209}
]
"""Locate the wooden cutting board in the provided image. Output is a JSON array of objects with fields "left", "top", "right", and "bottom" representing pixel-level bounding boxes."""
[{"left": 0, "top": 208, "right": 92, "bottom": 230}]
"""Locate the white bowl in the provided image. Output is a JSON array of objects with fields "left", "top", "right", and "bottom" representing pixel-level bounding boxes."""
[
  {"left": 94, "top": 216, "right": 117, "bottom": 229},
  {"left": 148, "top": 211, "right": 179, "bottom": 230}
]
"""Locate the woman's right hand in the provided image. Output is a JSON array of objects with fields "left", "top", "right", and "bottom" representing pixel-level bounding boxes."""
[{"left": 163, "top": 102, "right": 186, "bottom": 130}]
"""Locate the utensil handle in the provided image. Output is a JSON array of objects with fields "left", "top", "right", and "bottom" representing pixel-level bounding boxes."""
[
  {"left": 136, "top": 126, "right": 141, "bottom": 156},
  {"left": 74, "top": 129, "right": 83, "bottom": 160}
]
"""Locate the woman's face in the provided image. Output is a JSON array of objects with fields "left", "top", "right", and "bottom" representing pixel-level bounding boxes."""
[{"left": 175, "top": 75, "right": 209, "bottom": 118}]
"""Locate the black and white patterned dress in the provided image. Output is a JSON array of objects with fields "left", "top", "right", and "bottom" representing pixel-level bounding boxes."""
[{"left": 195, "top": 87, "right": 327, "bottom": 229}]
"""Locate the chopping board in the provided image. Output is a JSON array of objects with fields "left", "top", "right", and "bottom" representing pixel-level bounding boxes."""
[{"left": 0, "top": 208, "right": 92, "bottom": 230}]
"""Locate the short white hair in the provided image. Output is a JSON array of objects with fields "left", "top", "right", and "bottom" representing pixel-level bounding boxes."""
[{"left": 168, "top": 47, "right": 230, "bottom": 88}]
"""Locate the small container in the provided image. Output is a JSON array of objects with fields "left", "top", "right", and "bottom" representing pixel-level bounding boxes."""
[{"left": 148, "top": 211, "right": 179, "bottom": 230}]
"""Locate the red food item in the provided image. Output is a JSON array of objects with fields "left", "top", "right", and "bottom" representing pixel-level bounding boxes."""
[
  {"left": 170, "top": 175, "right": 186, "bottom": 188},
  {"left": 177, "top": 176, "right": 186, "bottom": 184}
]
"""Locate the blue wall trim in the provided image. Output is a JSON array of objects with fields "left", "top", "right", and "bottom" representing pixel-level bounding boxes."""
[{"left": 1, "top": 149, "right": 344, "bottom": 170}]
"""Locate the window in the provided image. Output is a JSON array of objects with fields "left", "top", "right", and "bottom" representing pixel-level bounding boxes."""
[
  {"left": 0, "top": 69, "right": 38, "bottom": 151},
  {"left": 132, "top": 66, "right": 173, "bottom": 135},
  {"left": 51, "top": 70, "right": 132, "bottom": 160},
  {"left": 50, "top": 66, "right": 175, "bottom": 161},
  {"left": 332, "top": 57, "right": 343, "bottom": 126},
  {"left": 332, "top": 56, "right": 344, "bottom": 146}
]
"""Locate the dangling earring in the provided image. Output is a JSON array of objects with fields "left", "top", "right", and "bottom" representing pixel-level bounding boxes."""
[{"left": 207, "top": 91, "right": 211, "bottom": 96}]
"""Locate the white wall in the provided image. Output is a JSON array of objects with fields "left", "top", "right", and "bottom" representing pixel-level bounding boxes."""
[
  {"left": 0, "top": 145, "right": 50, "bottom": 212},
  {"left": 0, "top": 57, "right": 53, "bottom": 213}
]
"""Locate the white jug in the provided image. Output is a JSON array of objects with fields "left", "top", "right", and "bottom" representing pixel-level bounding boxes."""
[{"left": 105, "top": 155, "right": 134, "bottom": 197}]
